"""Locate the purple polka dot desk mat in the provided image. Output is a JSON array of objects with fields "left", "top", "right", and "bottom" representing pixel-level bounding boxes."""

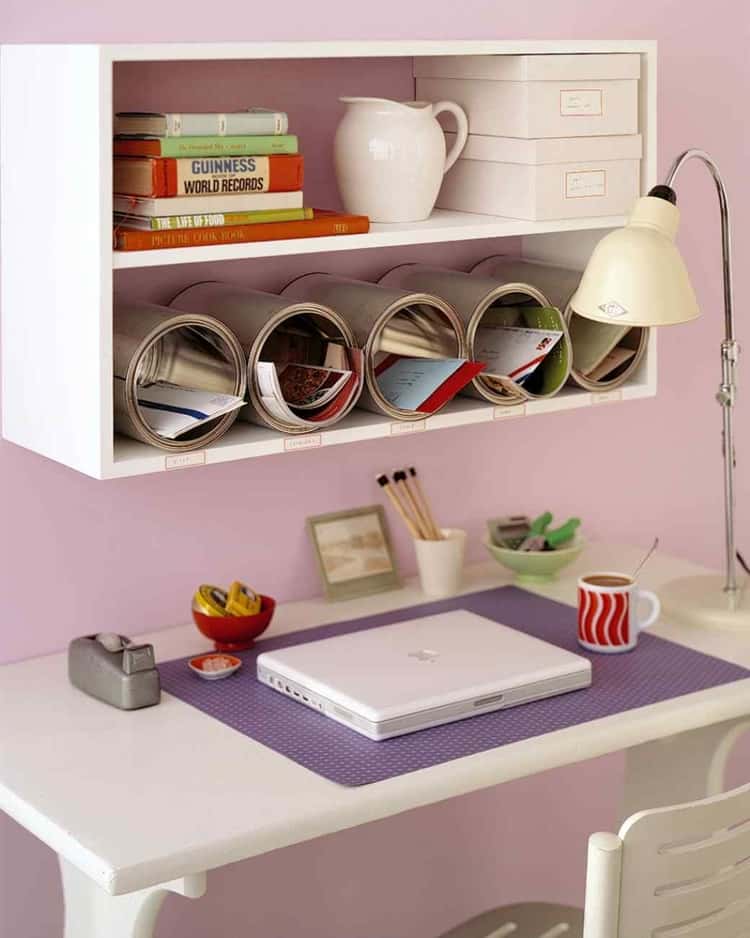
[{"left": 158, "top": 586, "right": 750, "bottom": 787}]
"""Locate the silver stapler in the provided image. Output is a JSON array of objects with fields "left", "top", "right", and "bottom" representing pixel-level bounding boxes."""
[{"left": 68, "top": 633, "right": 161, "bottom": 710}]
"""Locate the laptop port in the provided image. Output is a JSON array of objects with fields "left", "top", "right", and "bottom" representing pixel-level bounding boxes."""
[{"left": 474, "top": 693, "right": 505, "bottom": 708}]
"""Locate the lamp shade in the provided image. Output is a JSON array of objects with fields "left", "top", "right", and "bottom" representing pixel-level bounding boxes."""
[{"left": 569, "top": 195, "right": 700, "bottom": 327}]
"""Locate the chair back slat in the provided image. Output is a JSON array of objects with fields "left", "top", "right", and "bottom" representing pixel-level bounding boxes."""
[
  {"left": 621, "top": 784, "right": 750, "bottom": 845},
  {"left": 649, "top": 817, "right": 750, "bottom": 883},
  {"left": 652, "top": 894, "right": 750, "bottom": 938},
  {"left": 647, "top": 859, "right": 750, "bottom": 930},
  {"left": 605, "top": 782, "right": 750, "bottom": 937}
]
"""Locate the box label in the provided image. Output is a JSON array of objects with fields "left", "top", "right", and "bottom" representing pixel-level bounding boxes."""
[
  {"left": 592, "top": 390, "right": 623, "bottom": 405},
  {"left": 390, "top": 420, "right": 426, "bottom": 435},
  {"left": 565, "top": 169, "right": 607, "bottom": 199},
  {"left": 560, "top": 88, "right": 603, "bottom": 117},
  {"left": 284, "top": 434, "right": 322, "bottom": 452},
  {"left": 165, "top": 451, "right": 207, "bottom": 470},
  {"left": 493, "top": 404, "right": 526, "bottom": 420}
]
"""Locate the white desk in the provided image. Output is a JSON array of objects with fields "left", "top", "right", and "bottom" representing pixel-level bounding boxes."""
[{"left": 2, "top": 544, "right": 750, "bottom": 938}]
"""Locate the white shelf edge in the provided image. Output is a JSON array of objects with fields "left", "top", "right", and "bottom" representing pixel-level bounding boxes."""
[
  {"left": 105, "top": 382, "right": 654, "bottom": 479},
  {"left": 112, "top": 212, "right": 627, "bottom": 270},
  {"left": 100, "top": 38, "right": 657, "bottom": 63}
]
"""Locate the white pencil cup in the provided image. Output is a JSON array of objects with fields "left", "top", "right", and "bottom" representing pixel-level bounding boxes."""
[{"left": 414, "top": 528, "right": 467, "bottom": 597}]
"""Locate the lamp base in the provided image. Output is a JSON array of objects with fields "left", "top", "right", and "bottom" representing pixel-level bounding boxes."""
[{"left": 660, "top": 574, "right": 750, "bottom": 631}]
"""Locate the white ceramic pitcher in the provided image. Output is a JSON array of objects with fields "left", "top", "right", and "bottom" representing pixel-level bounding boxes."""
[{"left": 334, "top": 97, "right": 469, "bottom": 223}]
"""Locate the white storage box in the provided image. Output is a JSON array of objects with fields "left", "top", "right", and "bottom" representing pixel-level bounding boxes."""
[
  {"left": 436, "top": 133, "right": 642, "bottom": 221},
  {"left": 414, "top": 53, "right": 640, "bottom": 138}
]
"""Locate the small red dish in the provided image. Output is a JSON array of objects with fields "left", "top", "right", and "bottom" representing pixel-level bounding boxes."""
[
  {"left": 188, "top": 653, "right": 242, "bottom": 680},
  {"left": 192, "top": 594, "right": 276, "bottom": 652}
]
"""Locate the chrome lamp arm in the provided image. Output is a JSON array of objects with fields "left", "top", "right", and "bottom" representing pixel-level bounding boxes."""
[{"left": 664, "top": 149, "right": 739, "bottom": 593}]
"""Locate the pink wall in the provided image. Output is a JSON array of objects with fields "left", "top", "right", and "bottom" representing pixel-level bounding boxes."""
[{"left": 2, "top": 1, "right": 750, "bottom": 935}]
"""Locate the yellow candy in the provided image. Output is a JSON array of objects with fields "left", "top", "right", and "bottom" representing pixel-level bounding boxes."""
[
  {"left": 194, "top": 581, "right": 262, "bottom": 618},
  {"left": 193, "top": 585, "right": 230, "bottom": 617},
  {"left": 225, "top": 581, "right": 261, "bottom": 616}
]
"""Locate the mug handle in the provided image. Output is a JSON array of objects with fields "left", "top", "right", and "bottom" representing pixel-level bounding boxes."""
[
  {"left": 432, "top": 101, "right": 469, "bottom": 173},
  {"left": 635, "top": 589, "right": 661, "bottom": 633}
]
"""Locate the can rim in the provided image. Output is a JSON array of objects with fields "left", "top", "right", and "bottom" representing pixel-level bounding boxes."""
[
  {"left": 246, "top": 301, "right": 360, "bottom": 434},
  {"left": 125, "top": 312, "right": 247, "bottom": 451},
  {"left": 367, "top": 291, "right": 467, "bottom": 420},
  {"left": 564, "top": 304, "right": 649, "bottom": 391},
  {"left": 465, "top": 282, "right": 573, "bottom": 404}
]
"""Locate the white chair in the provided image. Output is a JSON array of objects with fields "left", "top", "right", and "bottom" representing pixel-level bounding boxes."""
[{"left": 438, "top": 781, "right": 750, "bottom": 938}]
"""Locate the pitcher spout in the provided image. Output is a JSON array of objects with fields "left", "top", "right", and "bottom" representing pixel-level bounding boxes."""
[{"left": 339, "top": 97, "right": 430, "bottom": 113}]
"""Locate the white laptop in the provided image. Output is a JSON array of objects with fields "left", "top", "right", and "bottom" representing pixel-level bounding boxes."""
[{"left": 256, "top": 610, "right": 591, "bottom": 740}]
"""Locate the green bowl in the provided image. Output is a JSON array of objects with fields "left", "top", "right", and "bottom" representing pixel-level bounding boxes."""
[{"left": 484, "top": 537, "right": 586, "bottom": 584}]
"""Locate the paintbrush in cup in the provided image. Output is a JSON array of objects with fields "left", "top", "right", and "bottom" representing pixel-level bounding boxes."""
[
  {"left": 393, "top": 469, "right": 432, "bottom": 540},
  {"left": 408, "top": 466, "right": 443, "bottom": 540},
  {"left": 376, "top": 473, "right": 420, "bottom": 539}
]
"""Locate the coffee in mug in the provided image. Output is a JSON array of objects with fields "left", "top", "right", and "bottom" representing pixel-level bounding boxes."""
[
  {"left": 582, "top": 574, "right": 632, "bottom": 588},
  {"left": 577, "top": 571, "right": 660, "bottom": 653}
]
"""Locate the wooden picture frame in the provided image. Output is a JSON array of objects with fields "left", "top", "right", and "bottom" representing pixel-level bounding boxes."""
[{"left": 307, "top": 505, "right": 401, "bottom": 601}]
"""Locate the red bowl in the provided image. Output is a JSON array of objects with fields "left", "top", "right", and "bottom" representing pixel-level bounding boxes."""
[{"left": 192, "top": 594, "right": 276, "bottom": 652}]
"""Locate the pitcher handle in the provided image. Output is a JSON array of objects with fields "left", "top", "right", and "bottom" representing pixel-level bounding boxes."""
[{"left": 432, "top": 101, "right": 468, "bottom": 173}]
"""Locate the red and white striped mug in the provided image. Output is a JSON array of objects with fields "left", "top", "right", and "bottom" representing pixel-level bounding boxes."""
[{"left": 577, "top": 573, "right": 660, "bottom": 653}]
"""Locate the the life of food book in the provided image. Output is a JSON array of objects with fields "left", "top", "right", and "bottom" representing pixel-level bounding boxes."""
[
  {"left": 114, "top": 153, "right": 303, "bottom": 198},
  {"left": 114, "top": 207, "right": 313, "bottom": 232}
]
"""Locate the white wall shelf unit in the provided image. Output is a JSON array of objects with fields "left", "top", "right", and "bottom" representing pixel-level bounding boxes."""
[{"left": 1, "top": 39, "right": 657, "bottom": 479}]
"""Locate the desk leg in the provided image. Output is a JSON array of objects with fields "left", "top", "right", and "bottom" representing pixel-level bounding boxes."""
[
  {"left": 622, "top": 718, "right": 750, "bottom": 820},
  {"left": 59, "top": 858, "right": 206, "bottom": 938}
]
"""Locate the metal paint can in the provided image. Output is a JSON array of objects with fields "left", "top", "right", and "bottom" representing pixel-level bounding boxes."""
[
  {"left": 472, "top": 256, "right": 649, "bottom": 391},
  {"left": 381, "top": 263, "right": 572, "bottom": 406},
  {"left": 281, "top": 273, "right": 465, "bottom": 420},
  {"left": 113, "top": 301, "right": 247, "bottom": 452},
  {"left": 170, "top": 281, "right": 361, "bottom": 434}
]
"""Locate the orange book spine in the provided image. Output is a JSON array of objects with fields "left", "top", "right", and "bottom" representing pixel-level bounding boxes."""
[
  {"left": 269, "top": 155, "right": 304, "bottom": 192},
  {"left": 115, "top": 155, "right": 304, "bottom": 197},
  {"left": 114, "top": 211, "right": 369, "bottom": 251}
]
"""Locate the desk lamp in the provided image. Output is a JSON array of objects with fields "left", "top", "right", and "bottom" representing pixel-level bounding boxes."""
[{"left": 570, "top": 149, "right": 748, "bottom": 629}]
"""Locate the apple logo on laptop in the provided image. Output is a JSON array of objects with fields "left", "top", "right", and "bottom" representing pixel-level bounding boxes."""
[{"left": 408, "top": 648, "right": 440, "bottom": 663}]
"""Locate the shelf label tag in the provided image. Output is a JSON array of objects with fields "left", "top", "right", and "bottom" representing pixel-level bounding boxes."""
[
  {"left": 165, "top": 451, "right": 207, "bottom": 471},
  {"left": 592, "top": 390, "right": 623, "bottom": 405},
  {"left": 565, "top": 169, "right": 606, "bottom": 200},
  {"left": 284, "top": 434, "right": 322, "bottom": 452},
  {"left": 560, "top": 88, "right": 603, "bottom": 117},
  {"left": 493, "top": 404, "right": 526, "bottom": 420},
  {"left": 390, "top": 420, "right": 426, "bottom": 435}
]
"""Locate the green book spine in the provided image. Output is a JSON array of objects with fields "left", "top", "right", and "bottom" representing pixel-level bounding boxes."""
[
  {"left": 149, "top": 207, "right": 312, "bottom": 230},
  {"left": 125, "top": 135, "right": 299, "bottom": 157}
]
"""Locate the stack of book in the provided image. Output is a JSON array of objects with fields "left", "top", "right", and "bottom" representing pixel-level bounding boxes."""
[{"left": 112, "top": 109, "right": 369, "bottom": 251}]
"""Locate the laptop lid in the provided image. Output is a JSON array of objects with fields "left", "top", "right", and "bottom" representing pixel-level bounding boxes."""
[{"left": 256, "top": 610, "right": 590, "bottom": 724}]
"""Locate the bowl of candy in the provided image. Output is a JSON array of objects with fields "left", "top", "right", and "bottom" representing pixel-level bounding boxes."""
[
  {"left": 191, "top": 581, "right": 276, "bottom": 652},
  {"left": 484, "top": 512, "right": 585, "bottom": 584}
]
